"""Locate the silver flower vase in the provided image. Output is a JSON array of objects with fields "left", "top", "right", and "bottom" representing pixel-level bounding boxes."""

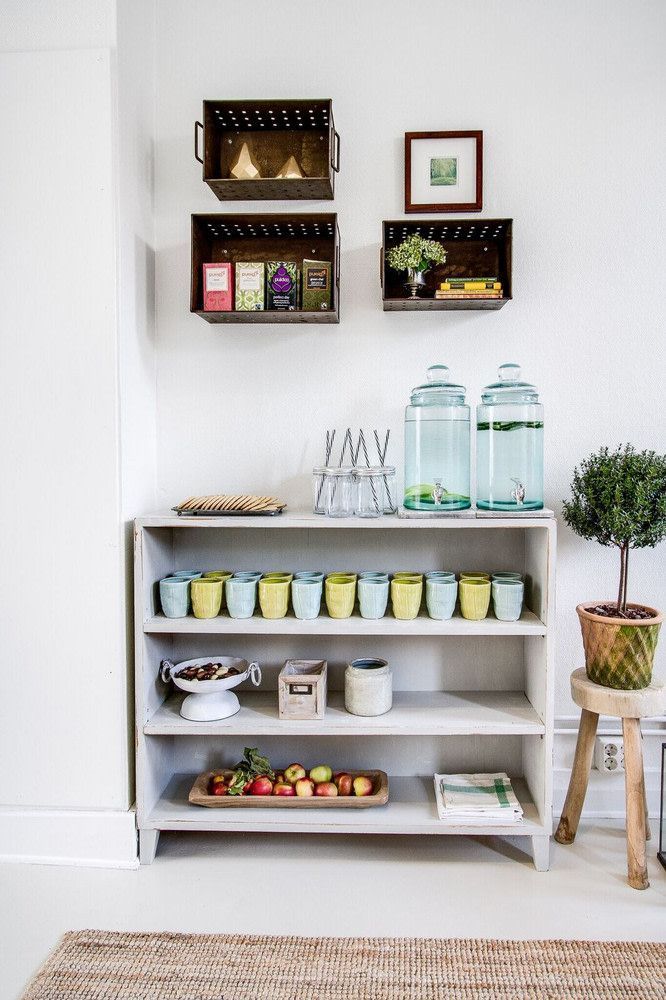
[{"left": 404, "top": 268, "right": 428, "bottom": 299}]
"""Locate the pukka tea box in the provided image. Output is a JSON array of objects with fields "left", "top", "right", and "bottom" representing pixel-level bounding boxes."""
[
  {"left": 235, "top": 262, "right": 265, "bottom": 310},
  {"left": 266, "top": 261, "right": 298, "bottom": 310},
  {"left": 202, "top": 262, "right": 232, "bottom": 311},
  {"left": 301, "top": 259, "right": 332, "bottom": 311}
]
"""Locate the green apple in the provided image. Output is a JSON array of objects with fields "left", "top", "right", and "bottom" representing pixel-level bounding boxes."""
[{"left": 309, "top": 764, "right": 332, "bottom": 784}]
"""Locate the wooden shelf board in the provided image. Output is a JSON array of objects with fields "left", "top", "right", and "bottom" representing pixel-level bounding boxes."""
[
  {"left": 383, "top": 297, "right": 510, "bottom": 311},
  {"left": 143, "top": 608, "right": 546, "bottom": 636},
  {"left": 147, "top": 774, "right": 544, "bottom": 837},
  {"left": 194, "top": 308, "right": 339, "bottom": 325},
  {"left": 137, "top": 509, "right": 555, "bottom": 529},
  {"left": 145, "top": 690, "right": 545, "bottom": 737}
]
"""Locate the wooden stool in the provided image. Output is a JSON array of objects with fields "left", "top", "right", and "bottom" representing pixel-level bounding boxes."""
[{"left": 555, "top": 668, "right": 665, "bottom": 889}]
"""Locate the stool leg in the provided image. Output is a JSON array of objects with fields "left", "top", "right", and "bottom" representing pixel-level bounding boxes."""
[
  {"left": 643, "top": 775, "right": 651, "bottom": 841},
  {"left": 622, "top": 717, "right": 649, "bottom": 890},
  {"left": 554, "top": 708, "right": 599, "bottom": 845}
]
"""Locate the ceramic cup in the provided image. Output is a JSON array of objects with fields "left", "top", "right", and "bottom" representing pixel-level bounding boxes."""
[
  {"left": 459, "top": 572, "right": 490, "bottom": 582},
  {"left": 233, "top": 571, "right": 262, "bottom": 581},
  {"left": 393, "top": 572, "right": 424, "bottom": 582},
  {"left": 203, "top": 570, "right": 233, "bottom": 608},
  {"left": 294, "top": 571, "right": 325, "bottom": 582},
  {"left": 190, "top": 577, "right": 223, "bottom": 619},
  {"left": 459, "top": 578, "right": 491, "bottom": 620},
  {"left": 259, "top": 577, "right": 290, "bottom": 618},
  {"left": 492, "top": 578, "right": 525, "bottom": 621},
  {"left": 426, "top": 571, "right": 456, "bottom": 580},
  {"left": 358, "top": 577, "right": 389, "bottom": 619},
  {"left": 262, "top": 573, "right": 294, "bottom": 582},
  {"left": 225, "top": 577, "right": 258, "bottom": 619},
  {"left": 291, "top": 578, "right": 323, "bottom": 620},
  {"left": 171, "top": 570, "right": 202, "bottom": 580},
  {"left": 328, "top": 571, "right": 358, "bottom": 580},
  {"left": 159, "top": 576, "right": 190, "bottom": 618},
  {"left": 345, "top": 658, "right": 392, "bottom": 716},
  {"left": 426, "top": 577, "right": 458, "bottom": 620},
  {"left": 391, "top": 578, "right": 423, "bottom": 620},
  {"left": 359, "top": 571, "right": 389, "bottom": 581},
  {"left": 491, "top": 572, "right": 523, "bottom": 581},
  {"left": 325, "top": 575, "right": 356, "bottom": 619}
]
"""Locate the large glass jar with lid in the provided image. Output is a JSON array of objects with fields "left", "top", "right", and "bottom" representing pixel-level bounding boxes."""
[
  {"left": 404, "top": 365, "right": 470, "bottom": 511},
  {"left": 476, "top": 363, "right": 544, "bottom": 510}
]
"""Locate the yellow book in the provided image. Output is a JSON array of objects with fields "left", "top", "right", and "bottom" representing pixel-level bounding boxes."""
[{"left": 440, "top": 282, "right": 502, "bottom": 291}]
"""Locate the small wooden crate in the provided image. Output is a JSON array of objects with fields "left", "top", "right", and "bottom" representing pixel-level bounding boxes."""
[{"left": 278, "top": 659, "right": 327, "bottom": 720}]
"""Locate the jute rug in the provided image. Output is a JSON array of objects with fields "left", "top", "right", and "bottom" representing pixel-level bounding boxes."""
[{"left": 22, "top": 930, "right": 666, "bottom": 1000}]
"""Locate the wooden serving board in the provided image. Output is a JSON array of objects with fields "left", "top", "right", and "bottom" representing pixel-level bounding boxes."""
[{"left": 189, "top": 770, "right": 389, "bottom": 809}]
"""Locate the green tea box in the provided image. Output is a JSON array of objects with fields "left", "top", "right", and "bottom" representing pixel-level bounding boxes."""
[
  {"left": 302, "top": 259, "right": 332, "bottom": 311},
  {"left": 266, "top": 261, "right": 298, "bottom": 310},
  {"left": 235, "top": 262, "right": 265, "bottom": 310}
]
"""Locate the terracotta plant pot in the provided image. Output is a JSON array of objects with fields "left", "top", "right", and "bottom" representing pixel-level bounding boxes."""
[{"left": 576, "top": 602, "right": 663, "bottom": 690}]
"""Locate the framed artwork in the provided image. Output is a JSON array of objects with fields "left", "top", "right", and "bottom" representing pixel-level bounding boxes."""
[{"left": 405, "top": 131, "right": 483, "bottom": 213}]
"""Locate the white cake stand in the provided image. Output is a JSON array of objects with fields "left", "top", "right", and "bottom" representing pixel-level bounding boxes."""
[{"left": 160, "top": 656, "right": 261, "bottom": 721}]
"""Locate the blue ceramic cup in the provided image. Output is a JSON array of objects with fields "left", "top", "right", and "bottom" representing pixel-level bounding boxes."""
[
  {"left": 291, "top": 578, "right": 323, "bottom": 620},
  {"left": 294, "top": 571, "right": 325, "bottom": 582},
  {"left": 160, "top": 576, "right": 190, "bottom": 618},
  {"left": 492, "top": 579, "right": 525, "bottom": 621},
  {"left": 233, "top": 571, "right": 262, "bottom": 581},
  {"left": 225, "top": 577, "right": 258, "bottom": 618},
  {"left": 358, "top": 577, "right": 389, "bottom": 619},
  {"left": 171, "top": 570, "right": 202, "bottom": 579},
  {"left": 426, "top": 571, "right": 456, "bottom": 580},
  {"left": 359, "top": 571, "right": 389, "bottom": 581},
  {"left": 492, "top": 571, "right": 523, "bottom": 582},
  {"left": 426, "top": 577, "right": 458, "bottom": 620}
]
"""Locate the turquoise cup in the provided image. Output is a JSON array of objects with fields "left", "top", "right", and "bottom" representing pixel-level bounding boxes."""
[
  {"left": 295, "top": 571, "right": 325, "bottom": 582},
  {"left": 233, "top": 571, "right": 262, "bottom": 581},
  {"left": 225, "top": 577, "right": 257, "bottom": 619},
  {"left": 359, "top": 571, "right": 389, "bottom": 582},
  {"left": 291, "top": 578, "right": 323, "bottom": 620},
  {"left": 358, "top": 577, "right": 389, "bottom": 619},
  {"left": 160, "top": 576, "right": 190, "bottom": 618},
  {"left": 171, "top": 570, "right": 202, "bottom": 580},
  {"left": 492, "top": 571, "right": 523, "bottom": 582},
  {"left": 492, "top": 579, "right": 525, "bottom": 621},
  {"left": 426, "top": 571, "right": 456, "bottom": 580},
  {"left": 426, "top": 577, "right": 458, "bottom": 620}
]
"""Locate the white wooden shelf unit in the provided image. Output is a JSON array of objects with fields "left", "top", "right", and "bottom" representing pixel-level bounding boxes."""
[{"left": 134, "top": 511, "right": 555, "bottom": 868}]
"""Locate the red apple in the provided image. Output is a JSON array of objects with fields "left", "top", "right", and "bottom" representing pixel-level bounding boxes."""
[
  {"left": 212, "top": 783, "right": 228, "bottom": 796},
  {"left": 314, "top": 781, "right": 338, "bottom": 797},
  {"left": 273, "top": 782, "right": 296, "bottom": 796},
  {"left": 284, "top": 763, "right": 306, "bottom": 785},
  {"left": 335, "top": 773, "right": 353, "bottom": 796},
  {"left": 353, "top": 775, "right": 373, "bottom": 797},
  {"left": 295, "top": 777, "right": 315, "bottom": 797},
  {"left": 249, "top": 776, "right": 273, "bottom": 796}
]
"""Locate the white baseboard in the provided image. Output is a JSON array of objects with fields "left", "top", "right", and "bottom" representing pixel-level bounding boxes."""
[{"left": 0, "top": 805, "right": 138, "bottom": 869}]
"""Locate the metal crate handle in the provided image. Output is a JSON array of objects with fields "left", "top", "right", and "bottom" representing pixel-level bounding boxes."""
[
  {"left": 331, "top": 130, "right": 341, "bottom": 172},
  {"left": 194, "top": 121, "right": 204, "bottom": 164}
]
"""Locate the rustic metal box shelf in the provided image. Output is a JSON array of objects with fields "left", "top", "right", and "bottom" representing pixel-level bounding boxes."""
[
  {"left": 381, "top": 219, "right": 512, "bottom": 311},
  {"left": 190, "top": 213, "right": 340, "bottom": 324},
  {"left": 194, "top": 100, "right": 340, "bottom": 201}
]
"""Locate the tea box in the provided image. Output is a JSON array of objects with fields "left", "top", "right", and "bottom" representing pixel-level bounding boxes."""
[
  {"left": 235, "top": 262, "right": 265, "bottom": 311},
  {"left": 202, "top": 262, "right": 232, "bottom": 311},
  {"left": 302, "top": 259, "right": 331, "bottom": 311},
  {"left": 266, "top": 261, "right": 298, "bottom": 311}
]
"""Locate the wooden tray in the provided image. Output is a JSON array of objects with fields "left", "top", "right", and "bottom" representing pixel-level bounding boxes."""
[{"left": 189, "top": 769, "right": 389, "bottom": 808}]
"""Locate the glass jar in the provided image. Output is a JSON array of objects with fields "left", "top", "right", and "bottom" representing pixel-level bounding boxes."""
[
  {"left": 355, "top": 467, "right": 384, "bottom": 518},
  {"left": 324, "top": 467, "right": 354, "bottom": 518},
  {"left": 403, "top": 364, "right": 471, "bottom": 510},
  {"left": 380, "top": 465, "right": 397, "bottom": 514},
  {"left": 476, "top": 363, "right": 544, "bottom": 510},
  {"left": 312, "top": 466, "right": 331, "bottom": 514}
]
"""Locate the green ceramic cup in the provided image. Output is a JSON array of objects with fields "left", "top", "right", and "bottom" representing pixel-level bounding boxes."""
[
  {"left": 391, "top": 578, "right": 423, "bottom": 620},
  {"left": 393, "top": 571, "right": 424, "bottom": 582},
  {"left": 459, "top": 578, "right": 491, "bottom": 620},
  {"left": 203, "top": 570, "right": 233, "bottom": 609},
  {"left": 262, "top": 573, "right": 294, "bottom": 582},
  {"left": 190, "top": 577, "right": 223, "bottom": 619},
  {"left": 325, "top": 576, "right": 356, "bottom": 619},
  {"left": 459, "top": 572, "right": 490, "bottom": 582},
  {"left": 258, "top": 577, "right": 290, "bottom": 618}
]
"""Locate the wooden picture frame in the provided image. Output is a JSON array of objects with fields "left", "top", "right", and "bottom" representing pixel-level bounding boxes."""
[{"left": 405, "top": 131, "right": 483, "bottom": 213}]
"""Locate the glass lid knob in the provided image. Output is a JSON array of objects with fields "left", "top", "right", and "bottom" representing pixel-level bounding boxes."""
[
  {"left": 427, "top": 364, "right": 450, "bottom": 383},
  {"left": 498, "top": 362, "right": 521, "bottom": 383}
]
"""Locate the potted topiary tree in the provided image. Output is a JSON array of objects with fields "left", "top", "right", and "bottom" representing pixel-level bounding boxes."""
[{"left": 563, "top": 444, "right": 666, "bottom": 689}]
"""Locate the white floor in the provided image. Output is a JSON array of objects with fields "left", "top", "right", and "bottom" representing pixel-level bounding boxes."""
[{"left": 3, "top": 822, "right": 665, "bottom": 1000}]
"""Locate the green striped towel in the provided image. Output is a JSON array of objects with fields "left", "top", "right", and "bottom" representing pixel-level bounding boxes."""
[{"left": 433, "top": 772, "right": 523, "bottom": 823}]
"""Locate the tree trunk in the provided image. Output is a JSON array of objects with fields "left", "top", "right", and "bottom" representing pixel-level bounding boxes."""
[
  {"left": 617, "top": 544, "right": 626, "bottom": 612},
  {"left": 622, "top": 545, "right": 629, "bottom": 613}
]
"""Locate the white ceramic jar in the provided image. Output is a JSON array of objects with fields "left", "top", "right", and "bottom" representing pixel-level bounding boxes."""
[{"left": 344, "top": 658, "right": 392, "bottom": 716}]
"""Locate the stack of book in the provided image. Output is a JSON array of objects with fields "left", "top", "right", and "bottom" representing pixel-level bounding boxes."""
[
  {"left": 433, "top": 772, "right": 524, "bottom": 824},
  {"left": 435, "top": 277, "right": 503, "bottom": 300}
]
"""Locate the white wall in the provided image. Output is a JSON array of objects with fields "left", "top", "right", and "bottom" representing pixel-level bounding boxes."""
[{"left": 154, "top": 0, "right": 666, "bottom": 723}]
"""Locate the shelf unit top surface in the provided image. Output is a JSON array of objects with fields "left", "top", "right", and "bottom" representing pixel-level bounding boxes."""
[
  {"left": 144, "top": 608, "right": 546, "bottom": 636},
  {"left": 146, "top": 690, "right": 545, "bottom": 737},
  {"left": 148, "top": 774, "right": 544, "bottom": 836},
  {"left": 137, "top": 510, "right": 555, "bottom": 529}
]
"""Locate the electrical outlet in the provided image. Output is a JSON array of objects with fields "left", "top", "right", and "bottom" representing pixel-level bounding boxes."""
[{"left": 594, "top": 736, "right": 624, "bottom": 773}]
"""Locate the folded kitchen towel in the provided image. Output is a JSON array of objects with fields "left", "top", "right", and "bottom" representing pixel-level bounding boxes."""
[{"left": 433, "top": 772, "right": 524, "bottom": 824}]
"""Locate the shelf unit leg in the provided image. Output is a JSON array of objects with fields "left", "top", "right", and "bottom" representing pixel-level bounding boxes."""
[
  {"left": 139, "top": 828, "right": 160, "bottom": 865},
  {"left": 531, "top": 835, "right": 550, "bottom": 872},
  {"left": 554, "top": 708, "right": 599, "bottom": 845},
  {"left": 622, "top": 717, "right": 649, "bottom": 890}
]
